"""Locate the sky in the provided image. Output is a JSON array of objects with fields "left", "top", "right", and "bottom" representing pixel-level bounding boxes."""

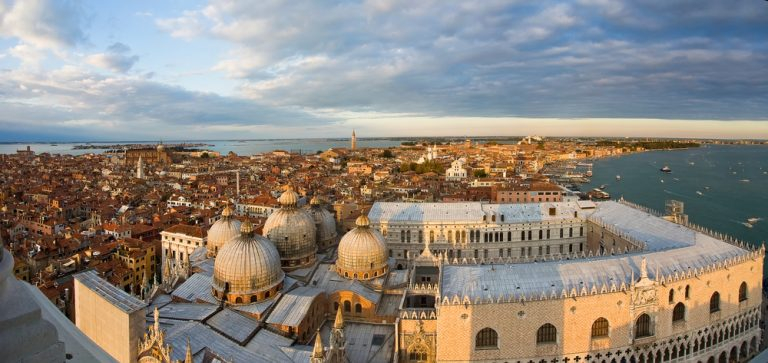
[{"left": 0, "top": 0, "right": 767, "bottom": 141}]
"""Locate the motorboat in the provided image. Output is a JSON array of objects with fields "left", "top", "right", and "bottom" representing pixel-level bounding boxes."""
[
  {"left": 615, "top": 175, "right": 621, "bottom": 181},
  {"left": 660, "top": 166, "right": 672, "bottom": 173}
]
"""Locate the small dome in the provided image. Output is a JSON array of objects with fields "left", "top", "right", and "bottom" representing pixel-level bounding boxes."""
[
  {"left": 306, "top": 200, "right": 337, "bottom": 249},
  {"left": 263, "top": 199, "right": 317, "bottom": 270},
  {"left": 212, "top": 221, "right": 284, "bottom": 304},
  {"left": 207, "top": 206, "right": 241, "bottom": 257},
  {"left": 336, "top": 214, "right": 388, "bottom": 280},
  {"left": 157, "top": 143, "right": 165, "bottom": 151}
]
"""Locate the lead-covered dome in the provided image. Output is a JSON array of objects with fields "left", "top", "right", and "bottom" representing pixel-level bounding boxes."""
[
  {"left": 212, "top": 220, "right": 284, "bottom": 304},
  {"left": 263, "top": 186, "right": 317, "bottom": 270},
  {"left": 207, "top": 205, "right": 241, "bottom": 257},
  {"left": 336, "top": 214, "right": 388, "bottom": 280},
  {"left": 306, "top": 197, "right": 338, "bottom": 250}
]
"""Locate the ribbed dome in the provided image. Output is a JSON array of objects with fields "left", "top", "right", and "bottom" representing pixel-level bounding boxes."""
[
  {"left": 336, "top": 214, "right": 388, "bottom": 280},
  {"left": 263, "top": 200, "right": 317, "bottom": 270},
  {"left": 207, "top": 206, "right": 241, "bottom": 257},
  {"left": 212, "top": 221, "right": 284, "bottom": 304},
  {"left": 307, "top": 200, "right": 338, "bottom": 249}
]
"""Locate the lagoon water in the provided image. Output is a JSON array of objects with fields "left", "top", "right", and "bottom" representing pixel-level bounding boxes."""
[
  {"left": 585, "top": 145, "right": 768, "bottom": 249},
  {"left": 0, "top": 139, "right": 405, "bottom": 156}
]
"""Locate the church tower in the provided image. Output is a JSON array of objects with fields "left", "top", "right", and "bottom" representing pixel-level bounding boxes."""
[
  {"left": 136, "top": 156, "right": 144, "bottom": 179},
  {"left": 350, "top": 129, "right": 356, "bottom": 150}
]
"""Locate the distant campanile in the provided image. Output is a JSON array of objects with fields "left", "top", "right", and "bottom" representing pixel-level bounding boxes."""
[{"left": 351, "top": 129, "right": 357, "bottom": 150}]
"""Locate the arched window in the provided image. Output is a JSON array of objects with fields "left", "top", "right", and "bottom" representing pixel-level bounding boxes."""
[
  {"left": 685, "top": 285, "right": 690, "bottom": 299},
  {"left": 591, "top": 318, "right": 609, "bottom": 338},
  {"left": 235, "top": 296, "right": 243, "bottom": 304},
  {"left": 739, "top": 282, "right": 748, "bottom": 302},
  {"left": 536, "top": 324, "right": 557, "bottom": 344},
  {"left": 668, "top": 289, "right": 674, "bottom": 304},
  {"left": 635, "top": 314, "right": 652, "bottom": 338},
  {"left": 355, "top": 303, "right": 362, "bottom": 313},
  {"left": 344, "top": 300, "right": 351, "bottom": 312},
  {"left": 408, "top": 344, "right": 429, "bottom": 361},
  {"left": 429, "top": 230, "right": 434, "bottom": 243},
  {"left": 673, "top": 303, "right": 686, "bottom": 322},
  {"left": 475, "top": 328, "right": 498, "bottom": 349},
  {"left": 710, "top": 292, "right": 720, "bottom": 313}
]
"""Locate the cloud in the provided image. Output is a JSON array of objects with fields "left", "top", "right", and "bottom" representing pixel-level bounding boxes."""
[
  {"left": 0, "top": 0, "right": 88, "bottom": 49},
  {"left": 150, "top": 0, "right": 768, "bottom": 122},
  {"left": 86, "top": 42, "right": 139, "bottom": 73},
  {"left": 0, "top": 66, "right": 334, "bottom": 140}
]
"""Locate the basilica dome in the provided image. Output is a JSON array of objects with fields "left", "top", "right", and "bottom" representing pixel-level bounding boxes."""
[
  {"left": 306, "top": 197, "right": 338, "bottom": 250},
  {"left": 263, "top": 186, "right": 317, "bottom": 270},
  {"left": 336, "top": 214, "right": 388, "bottom": 280},
  {"left": 206, "top": 205, "right": 241, "bottom": 257},
  {"left": 212, "top": 220, "right": 284, "bottom": 304}
]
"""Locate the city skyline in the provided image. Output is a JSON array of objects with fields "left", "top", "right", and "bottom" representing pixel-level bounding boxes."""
[{"left": 1, "top": 0, "right": 768, "bottom": 140}]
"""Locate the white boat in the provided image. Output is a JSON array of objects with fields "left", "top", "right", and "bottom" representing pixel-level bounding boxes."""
[
  {"left": 740, "top": 179, "right": 750, "bottom": 183},
  {"left": 615, "top": 175, "right": 621, "bottom": 181},
  {"left": 747, "top": 218, "right": 761, "bottom": 224},
  {"left": 660, "top": 179, "right": 664, "bottom": 183},
  {"left": 742, "top": 222, "right": 753, "bottom": 229},
  {"left": 696, "top": 191, "right": 703, "bottom": 196}
]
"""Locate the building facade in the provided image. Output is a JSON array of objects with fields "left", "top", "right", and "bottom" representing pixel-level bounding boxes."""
[{"left": 160, "top": 224, "right": 206, "bottom": 268}]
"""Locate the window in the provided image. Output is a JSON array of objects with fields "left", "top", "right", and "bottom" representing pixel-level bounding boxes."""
[
  {"left": 685, "top": 285, "right": 690, "bottom": 299},
  {"left": 635, "top": 314, "right": 652, "bottom": 338},
  {"left": 591, "top": 318, "right": 609, "bottom": 338},
  {"left": 739, "top": 282, "right": 748, "bottom": 302},
  {"left": 344, "top": 300, "right": 351, "bottom": 312},
  {"left": 355, "top": 303, "right": 362, "bottom": 313},
  {"left": 673, "top": 303, "right": 685, "bottom": 322},
  {"left": 475, "top": 328, "right": 498, "bottom": 349},
  {"left": 669, "top": 289, "right": 675, "bottom": 304},
  {"left": 537, "top": 324, "right": 557, "bottom": 344},
  {"left": 710, "top": 292, "right": 720, "bottom": 313}
]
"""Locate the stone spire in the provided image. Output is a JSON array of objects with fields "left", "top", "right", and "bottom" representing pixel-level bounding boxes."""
[
  {"left": 311, "top": 329, "right": 325, "bottom": 363},
  {"left": 351, "top": 129, "right": 357, "bottom": 150},
  {"left": 334, "top": 304, "right": 345, "bottom": 330},
  {"left": 328, "top": 307, "right": 347, "bottom": 362},
  {"left": 184, "top": 337, "right": 193, "bottom": 363}
]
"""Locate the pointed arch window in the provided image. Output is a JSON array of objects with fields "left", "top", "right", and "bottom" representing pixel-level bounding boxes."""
[
  {"left": 591, "top": 318, "right": 609, "bottom": 338},
  {"left": 673, "top": 303, "right": 686, "bottom": 322},
  {"left": 739, "top": 282, "right": 748, "bottom": 302},
  {"left": 536, "top": 324, "right": 557, "bottom": 344},
  {"left": 475, "top": 328, "right": 498, "bottom": 349},
  {"left": 635, "top": 314, "right": 653, "bottom": 338},
  {"left": 710, "top": 292, "right": 720, "bottom": 313}
]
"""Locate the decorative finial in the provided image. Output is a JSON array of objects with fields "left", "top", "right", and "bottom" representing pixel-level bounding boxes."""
[
  {"left": 334, "top": 305, "right": 345, "bottom": 329},
  {"left": 240, "top": 220, "right": 254, "bottom": 235},
  {"left": 640, "top": 256, "right": 648, "bottom": 280},
  {"left": 355, "top": 214, "right": 370, "bottom": 228},
  {"left": 221, "top": 204, "right": 232, "bottom": 218}
]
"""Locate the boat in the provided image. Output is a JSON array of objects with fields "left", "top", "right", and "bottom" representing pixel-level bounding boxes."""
[
  {"left": 660, "top": 179, "right": 664, "bottom": 183},
  {"left": 673, "top": 178, "right": 680, "bottom": 181},
  {"left": 585, "top": 170, "right": 593, "bottom": 177},
  {"left": 747, "top": 218, "right": 761, "bottom": 224},
  {"left": 577, "top": 162, "right": 593, "bottom": 167},
  {"left": 599, "top": 184, "right": 608, "bottom": 190},
  {"left": 587, "top": 189, "right": 610, "bottom": 200},
  {"left": 615, "top": 175, "right": 621, "bottom": 181},
  {"left": 696, "top": 191, "right": 703, "bottom": 196},
  {"left": 704, "top": 186, "right": 710, "bottom": 190},
  {"left": 660, "top": 166, "right": 672, "bottom": 173},
  {"left": 742, "top": 222, "right": 754, "bottom": 229},
  {"left": 688, "top": 162, "right": 695, "bottom": 166},
  {"left": 740, "top": 179, "right": 750, "bottom": 183}
]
